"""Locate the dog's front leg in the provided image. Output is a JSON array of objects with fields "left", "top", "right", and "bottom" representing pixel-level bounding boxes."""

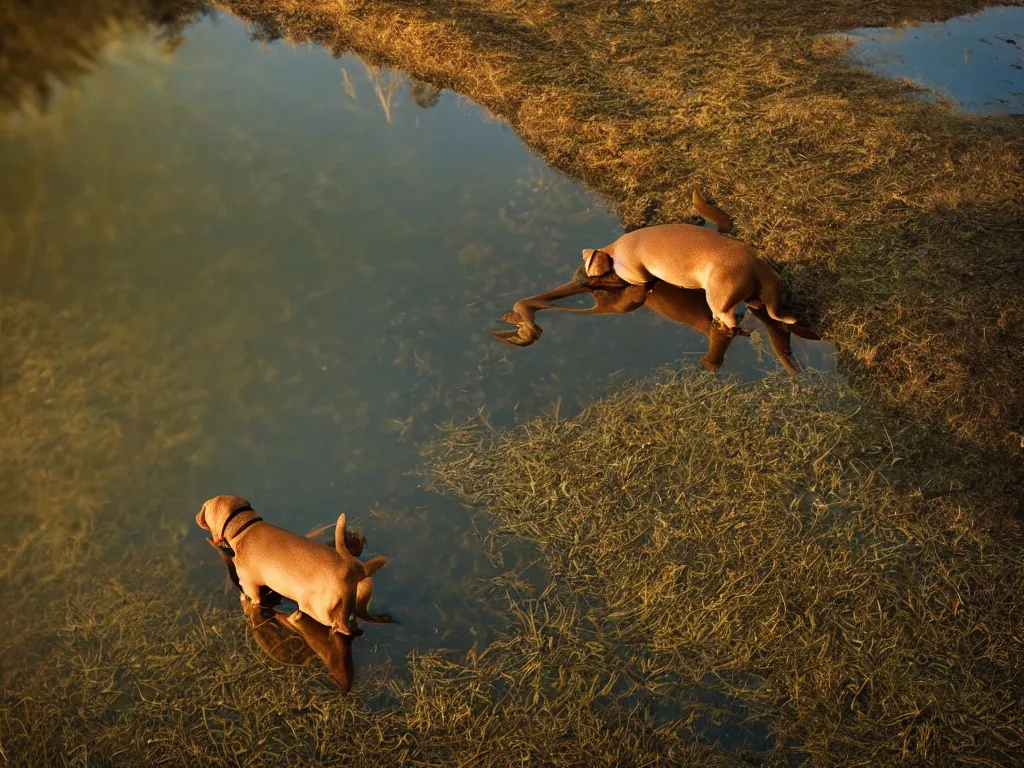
[
  {"left": 747, "top": 305, "right": 800, "bottom": 376},
  {"left": 236, "top": 573, "right": 266, "bottom": 606},
  {"left": 701, "top": 322, "right": 738, "bottom": 371}
]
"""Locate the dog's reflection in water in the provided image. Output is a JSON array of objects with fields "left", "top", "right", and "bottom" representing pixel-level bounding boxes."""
[
  {"left": 208, "top": 528, "right": 379, "bottom": 693},
  {"left": 492, "top": 266, "right": 821, "bottom": 374}
]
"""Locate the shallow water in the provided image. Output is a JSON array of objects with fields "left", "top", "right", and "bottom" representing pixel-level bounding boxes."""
[
  {"left": 843, "top": 6, "right": 1024, "bottom": 113},
  {"left": 0, "top": 10, "right": 832, "bottom": 677}
]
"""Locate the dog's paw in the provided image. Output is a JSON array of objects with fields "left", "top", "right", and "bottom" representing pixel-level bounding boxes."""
[
  {"left": 491, "top": 325, "right": 542, "bottom": 347},
  {"left": 711, "top": 318, "right": 742, "bottom": 337}
]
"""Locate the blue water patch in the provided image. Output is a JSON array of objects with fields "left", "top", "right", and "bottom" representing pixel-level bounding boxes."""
[{"left": 842, "top": 6, "right": 1024, "bottom": 114}]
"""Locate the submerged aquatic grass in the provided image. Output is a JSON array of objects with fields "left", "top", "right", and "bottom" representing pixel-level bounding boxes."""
[
  {"left": 425, "top": 370, "right": 1024, "bottom": 765},
  {"left": 9, "top": 288, "right": 1021, "bottom": 765},
  {"left": 0, "top": 297, "right": 737, "bottom": 767}
]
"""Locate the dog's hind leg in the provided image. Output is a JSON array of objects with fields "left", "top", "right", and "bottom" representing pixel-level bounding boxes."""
[
  {"left": 328, "top": 589, "right": 364, "bottom": 637},
  {"left": 755, "top": 263, "right": 798, "bottom": 325},
  {"left": 704, "top": 286, "right": 741, "bottom": 330},
  {"left": 355, "top": 577, "right": 395, "bottom": 624},
  {"left": 747, "top": 305, "right": 800, "bottom": 375}
]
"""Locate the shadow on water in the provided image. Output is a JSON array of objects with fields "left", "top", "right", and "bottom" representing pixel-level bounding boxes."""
[{"left": 840, "top": 6, "right": 1024, "bottom": 114}]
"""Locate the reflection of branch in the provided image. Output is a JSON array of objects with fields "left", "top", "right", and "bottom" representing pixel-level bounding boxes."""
[
  {"left": 340, "top": 67, "right": 442, "bottom": 116},
  {"left": 340, "top": 67, "right": 356, "bottom": 100},
  {"left": 364, "top": 63, "right": 402, "bottom": 122}
]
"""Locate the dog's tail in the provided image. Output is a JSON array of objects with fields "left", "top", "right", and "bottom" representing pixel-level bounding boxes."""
[
  {"left": 692, "top": 189, "right": 733, "bottom": 234},
  {"left": 755, "top": 261, "right": 798, "bottom": 325},
  {"left": 334, "top": 512, "right": 349, "bottom": 556}
]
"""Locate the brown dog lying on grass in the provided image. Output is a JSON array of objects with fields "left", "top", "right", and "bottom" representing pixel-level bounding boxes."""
[
  {"left": 583, "top": 190, "right": 800, "bottom": 330},
  {"left": 208, "top": 539, "right": 359, "bottom": 692},
  {"left": 197, "top": 495, "right": 388, "bottom": 637},
  {"left": 493, "top": 265, "right": 818, "bottom": 373}
]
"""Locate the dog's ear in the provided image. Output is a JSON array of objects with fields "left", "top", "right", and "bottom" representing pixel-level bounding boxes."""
[
  {"left": 583, "top": 249, "right": 613, "bottom": 277},
  {"left": 196, "top": 502, "right": 209, "bottom": 531}
]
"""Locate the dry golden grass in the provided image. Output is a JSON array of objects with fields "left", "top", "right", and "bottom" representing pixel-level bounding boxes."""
[
  {"left": 221, "top": 0, "right": 1024, "bottom": 461},
  {"left": 425, "top": 369, "right": 1024, "bottom": 766}
]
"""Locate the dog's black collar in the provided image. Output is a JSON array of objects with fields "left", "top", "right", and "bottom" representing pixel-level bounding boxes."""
[
  {"left": 232, "top": 516, "right": 264, "bottom": 539},
  {"left": 220, "top": 503, "right": 256, "bottom": 541},
  {"left": 217, "top": 504, "right": 263, "bottom": 557}
]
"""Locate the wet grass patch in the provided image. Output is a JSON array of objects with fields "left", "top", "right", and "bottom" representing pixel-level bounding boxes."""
[
  {"left": 0, "top": 520, "right": 751, "bottom": 767},
  {"left": 0, "top": 297, "right": 742, "bottom": 766},
  {"left": 1, "top": 292, "right": 1022, "bottom": 765},
  {"left": 425, "top": 370, "right": 1024, "bottom": 765}
]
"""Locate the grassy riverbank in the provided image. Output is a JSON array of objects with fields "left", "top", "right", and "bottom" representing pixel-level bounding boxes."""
[
  {"left": 3, "top": 1, "right": 1024, "bottom": 765},
  {"left": 222, "top": 0, "right": 1024, "bottom": 461}
]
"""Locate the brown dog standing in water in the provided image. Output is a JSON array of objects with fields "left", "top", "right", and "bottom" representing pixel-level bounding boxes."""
[
  {"left": 583, "top": 191, "right": 798, "bottom": 330},
  {"left": 211, "top": 539, "right": 360, "bottom": 692},
  {"left": 196, "top": 495, "right": 387, "bottom": 636}
]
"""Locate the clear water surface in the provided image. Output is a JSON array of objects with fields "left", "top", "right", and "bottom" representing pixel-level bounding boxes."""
[{"left": 844, "top": 6, "right": 1024, "bottom": 113}]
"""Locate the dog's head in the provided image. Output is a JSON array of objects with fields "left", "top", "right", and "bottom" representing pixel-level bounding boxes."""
[
  {"left": 582, "top": 248, "right": 614, "bottom": 278},
  {"left": 196, "top": 494, "right": 253, "bottom": 539},
  {"left": 343, "top": 527, "right": 367, "bottom": 557}
]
